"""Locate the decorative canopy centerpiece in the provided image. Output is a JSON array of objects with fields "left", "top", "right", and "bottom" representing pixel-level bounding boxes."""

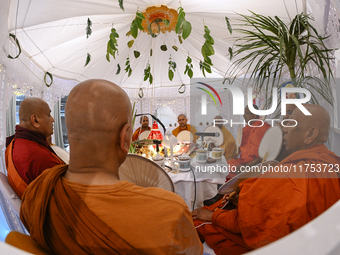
[{"left": 141, "top": 5, "right": 178, "bottom": 35}]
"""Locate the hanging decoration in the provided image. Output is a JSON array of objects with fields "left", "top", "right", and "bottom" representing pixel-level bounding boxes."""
[
  {"left": 7, "top": 34, "right": 21, "bottom": 59},
  {"left": 44, "top": 72, "right": 53, "bottom": 87}
]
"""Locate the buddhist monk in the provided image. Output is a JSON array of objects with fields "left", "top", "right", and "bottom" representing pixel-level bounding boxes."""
[
  {"left": 131, "top": 115, "right": 151, "bottom": 141},
  {"left": 20, "top": 79, "right": 203, "bottom": 255},
  {"left": 5, "top": 97, "right": 64, "bottom": 198},
  {"left": 192, "top": 104, "right": 340, "bottom": 255},
  {"left": 172, "top": 114, "right": 198, "bottom": 143},
  {"left": 227, "top": 105, "right": 270, "bottom": 175},
  {"left": 213, "top": 115, "right": 236, "bottom": 161}
]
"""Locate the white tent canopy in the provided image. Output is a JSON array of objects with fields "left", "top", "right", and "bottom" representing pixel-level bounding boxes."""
[{"left": 6, "top": 0, "right": 306, "bottom": 89}]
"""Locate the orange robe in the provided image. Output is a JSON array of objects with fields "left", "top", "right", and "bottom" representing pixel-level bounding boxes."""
[
  {"left": 219, "top": 126, "right": 236, "bottom": 161},
  {"left": 194, "top": 144, "right": 340, "bottom": 255},
  {"left": 228, "top": 120, "right": 270, "bottom": 166},
  {"left": 172, "top": 124, "right": 198, "bottom": 142},
  {"left": 21, "top": 165, "right": 203, "bottom": 255},
  {"left": 132, "top": 127, "right": 151, "bottom": 141}
]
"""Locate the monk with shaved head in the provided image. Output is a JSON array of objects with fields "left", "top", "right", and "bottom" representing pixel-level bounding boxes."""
[
  {"left": 5, "top": 97, "right": 64, "bottom": 198},
  {"left": 20, "top": 79, "right": 203, "bottom": 255},
  {"left": 132, "top": 116, "right": 151, "bottom": 141},
  {"left": 192, "top": 104, "right": 340, "bottom": 255},
  {"left": 172, "top": 114, "right": 198, "bottom": 143}
]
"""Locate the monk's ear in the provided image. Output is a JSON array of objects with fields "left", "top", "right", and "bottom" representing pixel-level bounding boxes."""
[
  {"left": 304, "top": 126, "right": 318, "bottom": 145},
  {"left": 119, "top": 123, "right": 132, "bottom": 153},
  {"left": 30, "top": 114, "right": 40, "bottom": 128}
]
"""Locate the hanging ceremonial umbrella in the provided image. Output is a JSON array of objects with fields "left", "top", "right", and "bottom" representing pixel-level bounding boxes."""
[{"left": 6, "top": 0, "right": 304, "bottom": 89}]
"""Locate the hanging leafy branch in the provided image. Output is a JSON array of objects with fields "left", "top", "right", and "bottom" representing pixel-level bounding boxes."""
[
  {"left": 168, "top": 56, "right": 176, "bottom": 81},
  {"left": 116, "top": 64, "right": 121, "bottom": 75},
  {"left": 144, "top": 62, "right": 153, "bottom": 84},
  {"left": 225, "top": 16, "right": 232, "bottom": 34},
  {"left": 106, "top": 28, "right": 119, "bottom": 61},
  {"left": 125, "top": 57, "right": 132, "bottom": 77},
  {"left": 118, "top": 0, "right": 124, "bottom": 11},
  {"left": 175, "top": 7, "right": 192, "bottom": 43},
  {"left": 86, "top": 18, "right": 92, "bottom": 38},
  {"left": 200, "top": 25, "right": 215, "bottom": 77},
  {"left": 130, "top": 11, "right": 145, "bottom": 39},
  {"left": 184, "top": 56, "right": 193, "bottom": 78},
  {"left": 84, "top": 53, "right": 91, "bottom": 67}
]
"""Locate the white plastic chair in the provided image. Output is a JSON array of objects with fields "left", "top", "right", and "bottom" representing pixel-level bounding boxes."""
[{"left": 0, "top": 172, "right": 21, "bottom": 216}]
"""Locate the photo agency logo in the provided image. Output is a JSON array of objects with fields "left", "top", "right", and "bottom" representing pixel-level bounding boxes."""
[{"left": 191, "top": 78, "right": 312, "bottom": 128}]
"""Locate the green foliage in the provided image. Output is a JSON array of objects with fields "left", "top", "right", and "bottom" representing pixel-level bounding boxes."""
[
  {"left": 125, "top": 57, "right": 132, "bottom": 77},
  {"left": 225, "top": 16, "right": 232, "bottom": 34},
  {"left": 172, "top": 45, "right": 178, "bottom": 51},
  {"left": 144, "top": 62, "right": 153, "bottom": 84},
  {"left": 84, "top": 53, "right": 91, "bottom": 67},
  {"left": 118, "top": 0, "right": 124, "bottom": 11},
  {"left": 106, "top": 28, "right": 119, "bottom": 61},
  {"left": 176, "top": 7, "right": 192, "bottom": 40},
  {"left": 163, "top": 19, "right": 170, "bottom": 27},
  {"left": 86, "top": 18, "right": 92, "bottom": 38},
  {"left": 227, "top": 12, "right": 334, "bottom": 107},
  {"left": 184, "top": 56, "right": 194, "bottom": 78},
  {"left": 130, "top": 11, "right": 145, "bottom": 39},
  {"left": 116, "top": 63, "right": 121, "bottom": 75},
  {"left": 134, "top": 50, "right": 140, "bottom": 58},
  {"left": 201, "top": 25, "right": 214, "bottom": 77},
  {"left": 160, "top": 45, "right": 167, "bottom": 51},
  {"left": 168, "top": 56, "right": 176, "bottom": 81},
  {"left": 127, "top": 40, "right": 134, "bottom": 48}
]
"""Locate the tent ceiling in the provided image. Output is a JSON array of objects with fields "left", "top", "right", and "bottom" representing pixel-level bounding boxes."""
[{"left": 7, "top": 0, "right": 305, "bottom": 89}]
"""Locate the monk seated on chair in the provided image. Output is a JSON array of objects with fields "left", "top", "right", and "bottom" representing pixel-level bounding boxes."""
[
  {"left": 20, "top": 79, "right": 203, "bottom": 255},
  {"left": 212, "top": 115, "right": 236, "bottom": 161},
  {"left": 5, "top": 97, "right": 65, "bottom": 199},
  {"left": 192, "top": 104, "right": 340, "bottom": 255},
  {"left": 227, "top": 105, "right": 270, "bottom": 177},
  {"left": 172, "top": 114, "right": 198, "bottom": 143},
  {"left": 132, "top": 115, "right": 151, "bottom": 141}
]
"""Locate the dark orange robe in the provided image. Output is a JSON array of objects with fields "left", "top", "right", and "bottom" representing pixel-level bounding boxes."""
[
  {"left": 228, "top": 120, "right": 270, "bottom": 167},
  {"left": 195, "top": 144, "right": 340, "bottom": 255},
  {"left": 20, "top": 165, "right": 140, "bottom": 255},
  {"left": 132, "top": 126, "right": 151, "bottom": 141}
]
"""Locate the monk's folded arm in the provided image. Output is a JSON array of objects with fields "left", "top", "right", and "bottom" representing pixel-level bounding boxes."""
[{"left": 211, "top": 208, "right": 241, "bottom": 233}]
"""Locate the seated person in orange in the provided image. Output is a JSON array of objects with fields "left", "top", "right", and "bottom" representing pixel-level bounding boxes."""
[
  {"left": 132, "top": 116, "right": 151, "bottom": 141},
  {"left": 172, "top": 114, "right": 198, "bottom": 143},
  {"left": 192, "top": 104, "right": 340, "bottom": 255},
  {"left": 20, "top": 79, "right": 203, "bottom": 255},
  {"left": 5, "top": 97, "right": 64, "bottom": 199},
  {"left": 227, "top": 105, "right": 270, "bottom": 169},
  {"left": 213, "top": 115, "right": 236, "bottom": 161}
]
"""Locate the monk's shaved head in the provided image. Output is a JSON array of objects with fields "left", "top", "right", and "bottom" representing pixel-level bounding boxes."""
[
  {"left": 66, "top": 79, "right": 131, "bottom": 141},
  {"left": 19, "top": 97, "right": 49, "bottom": 123},
  {"left": 283, "top": 104, "right": 330, "bottom": 153},
  {"left": 18, "top": 97, "right": 54, "bottom": 137},
  {"left": 65, "top": 79, "right": 132, "bottom": 174}
]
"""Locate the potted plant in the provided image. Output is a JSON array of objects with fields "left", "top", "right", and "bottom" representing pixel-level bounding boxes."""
[{"left": 227, "top": 12, "right": 334, "bottom": 108}]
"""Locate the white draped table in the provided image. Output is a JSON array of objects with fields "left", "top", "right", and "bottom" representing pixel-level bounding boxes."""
[{"left": 167, "top": 156, "right": 229, "bottom": 210}]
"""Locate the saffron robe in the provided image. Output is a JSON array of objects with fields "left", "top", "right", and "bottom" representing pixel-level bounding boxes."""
[
  {"left": 228, "top": 120, "right": 270, "bottom": 166},
  {"left": 21, "top": 165, "right": 203, "bottom": 255},
  {"left": 194, "top": 144, "right": 340, "bottom": 255},
  {"left": 132, "top": 126, "right": 151, "bottom": 141},
  {"left": 172, "top": 124, "right": 198, "bottom": 143},
  {"left": 219, "top": 126, "right": 237, "bottom": 161},
  {"left": 5, "top": 127, "right": 64, "bottom": 198}
]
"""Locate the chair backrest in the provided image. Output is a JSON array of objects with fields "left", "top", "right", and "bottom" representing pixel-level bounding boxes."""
[
  {"left": 5, "top": 231, "right": 51, "bottom": 255},
  {"left": 1, "top": 147, "right": 7, "bottom": 175},
  {"left": 0, "top": 172, "right": 21, "bottom": 216}
]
